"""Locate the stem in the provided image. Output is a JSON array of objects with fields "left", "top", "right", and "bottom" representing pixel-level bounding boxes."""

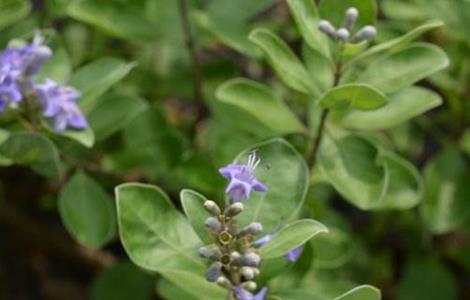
[
  {"left": 307, "top": 53, "right": 343, "bottom": 168},
  {"left": 177, "top": 0, "right": 207, "bottom": 117}
]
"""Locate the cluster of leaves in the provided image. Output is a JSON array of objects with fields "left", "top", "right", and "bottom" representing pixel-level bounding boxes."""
[{"left": 0, "top": 0, "right": 469, "bottom": 300}]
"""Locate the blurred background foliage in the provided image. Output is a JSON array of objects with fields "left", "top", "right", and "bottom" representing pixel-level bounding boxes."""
[{"left": 0, "top": 0, "right": 469, "bottom": 299}]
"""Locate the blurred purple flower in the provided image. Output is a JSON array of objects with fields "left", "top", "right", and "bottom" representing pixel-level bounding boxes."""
[
  {"left": 0, "top": 32, "right": 51, "bottom": 111},
  {"left": 254, "top": 234, "right": 303, "bottom": 262},
  {"left": 235, "top": 287, "right": 267, "bottom": 300},
  {"left": 219, "top": 152, "right": 267, "bottom": 202},
  {"left": 34, "top": 79, "right": 87, "bottom": 132}
]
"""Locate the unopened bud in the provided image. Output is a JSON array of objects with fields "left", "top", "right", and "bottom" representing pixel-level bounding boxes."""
[
  {"left": 336, "top": 28, "right": 350, "bottom": 42},
  {"left": 240, "top": 267, "right": 257, "bottom": 280},
  {"left": 224, "top": 202, "right": 244, "bottom": 217},
  {"left": 199, "top": 245, "right": 222, "bottom": 259},
  {"left": 344, "top": 7, "right": 359, "bottom": 30},
  {"left": 233, "top": 252, "right": 261, "bottom": 267},
  {"left": 207, "top": 261, "right": 222, "bottom": 282},
  {"left": 204, "top": 200, "right": 221, "bottom": 216},
  {"left": 216, "top": 276, "right": 232, "bottom": 289},
  {"left": 230, "top": 251, "right": 241, "bottom": 260},
  {"left": 238, "top": 223, "right": 263, "bottom": 237},
  {"left": 352, "top": 25, "right": 376, "bottom": 43},
  {"left": 241, "top": 281, "right": 257, "bottom": 291},
  {"left": 319, "top": 20, "right": 336, "bottom": 37},
  {"left": 205, "top": 217, "right": 222, "bottom": 232}
]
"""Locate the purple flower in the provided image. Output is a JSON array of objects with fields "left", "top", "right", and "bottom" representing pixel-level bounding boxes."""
[
  {"left": 254, "top": 234, "right": 303, "bottom": 262},
  {"left": 219, "top": 152, "right": 267, "bottom": 202},
  {"left": 235, "top": 287, "right": 267, "bottom": 300},
  {"left": 34, "top": 79, "right": 88, "bottom": 132},
  {"left": 0, "top": 32, "right": 51, "bottom": 111}
]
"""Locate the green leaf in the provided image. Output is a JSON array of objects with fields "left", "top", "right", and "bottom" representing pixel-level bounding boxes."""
[
  {"left": 88, "top": 93, "right": 148, "bottom": 141},
  {"left": 319, "top": 83, "right": 388, "bottom": 111},
  {"left": 57, "top": 127, "right": 95, "bottom": 148},
  {"left": 319, "top": 0, "right": 377, "bottom": 27},
  {"left": 311, "top": 227, "right": 353, "bottom": 269},
  {"left": 67, "top": 0, "right": 158, "bottom": 42},
  {"left": 0, "top": 132, "right": 60, "bottom": 178},
  {"left": 0, "top": 129, "right": 12, "bottom": 166},
  {"left": 36, "top": 46, "right": 72, "bottom": 83},
  {"left": 260, "top": 219, "right": 328, "bottom": 259},
  {"left": 234, "top": 139, "right": 309, "bottom": 232},
  {"left": 303, "top": 43, "right": 334, "bottom": 93},
  {"left": 398, "top": 258, "right": 457, "bottom": 300},
  {"left": 115, "top": 183, "right": 204, "bottom": 273},
  {"left": 358, "top": 43, "right": 449, "bottom": 94},
  {"left": 90, "top": 261, "right": 154, "bottom": 300},
  {"left": 286, "top": 0, "right": 330, "bottom": 59},
  {"left": 0, "top": 0, "right": 31, "bottom": 31},
  {"left": 159, "top": 269, "right": 226, "bottom": 300},
  {"left": 59, "top": 171, "right": 116, "bottom": 248},
  {"left": 461, "top": 129, "right": 470, "bottom": 156},
  {"left": 70, "top": 58, "right": 136, "bottom": 113},
  {"left": 216, "top": 78, "right": 305, "bottom": 135},
  {"left": 333, "top": 87, "right": 442, "bottom": 130},
  {"left": 249, "top": 28, "right": 319, "bottom": 95},
  {"left": 180, "top": 189, "right": 213, "bottom": 244},
  {"left": 334, "top": 285, "right": 381, "bottom": 300},
  {"left": 350, "top": 19, "right": 444, "bottom": 65},
  {"left": 158, "top": 278, "right": 202, "bottom": 300},
  {"left": 319, "top": 132, "right": 422, "bottom": 210},
  {"left": 420, "top": 148, "right": 470, "bottom": 234}
]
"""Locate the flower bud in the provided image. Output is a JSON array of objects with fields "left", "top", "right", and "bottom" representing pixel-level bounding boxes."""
[
  {"left": 205, "top": 217, "right": 222, "bottom": 232},
  {"left": 241, "top": 281, "right": 257, "bottom": 291},
  {"left": 336, "top": 28, "right": 350, "bottom": 42},
  {"left": 352, "top": 25, "right": 377, "bottom": 43},
  {"left": 344, "top": 7, "right": 359, "bottom": 30},
  {"left": 224, "top": 202, "right": 244, "bottom": 217},
  {"left": 233, "top": 252, "right": 261, "bottom": 267},
  {"left": 240, "top": 267, "right": 258, "bottom": 280},
  {"left": 216, "top": 276, "right": 232, "bottom": 289},
  {"left": 199, "top": 245, "right": 222, "bottom": 259},
  {"left": 207, "top": 261, "right": 222, "bottom": 282},
  {"left": 319, "top": 20, "right": 336, "bottom": 37},
  {"left": 230, "top": 251, "right": 241, "bottom": 260},
  {"left": 204, "top": 200, "right": 221, "bottom": 216},
  {"left": 238, "top": 222, "right": 263, "bottom": 237}
]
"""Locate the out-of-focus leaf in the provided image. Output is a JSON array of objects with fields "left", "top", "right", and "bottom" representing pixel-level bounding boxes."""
[
  {"left": 180, "top": 189, "right": 212, "bottom": 244},
  {"left": 216, "top": 78, "right": 305, "bottom": 135},
  {"left": 303, "top": 44, "right": 334, "bottom": 93},
  {"left": 333, "top": 285, "right": 381, "bottom": 300},
  {"left": 398, "top": 258, "right": 457, "bottom": 300},
  {"left": 358, "top": 43, "right": 449, "bottom": 94},
  {"left": 249, "top": 28, "right": 319, "bottom": 95},
  {"left": 351, "top": 20, "right": 444, "bottom": 65},
  {"left": 319, "top": 84, "right": 387, "bottom": 111},
  {"left": 311, "top": 228, "right": 353, "bottom": 269},
  {"left": 461, "top": 129, "right": 470, "bottom": 156},
  {"left": 88, "top": 93, "right": 148, "bottom": 141},
  {"left": 36, "top": 46, "right": 72, "bottom": 83},
  {"left": 158, "top": 279, "right": 201, "bottom": 300},
  {"left": 0, "top": 132, "right": 60, "bottom": 177},
  {"left": 319, "top": 132, "right": 422, "bottom": 210},
  {"left": 91, "top": 261, "right": 154, "bottom": 300},
  {"left": 67, "top": 0, "right": 158, "bottom": 42},
  {"left": 0, "top": 0, "right": 31, "bottom": 31},
  {"left": 260, "top": 219, "right": 328, "bottom": 259},
  {"left": 70, "top": 58, "right": 136, "bottom": 113},
  {"left": 287, "top": 0, "right": 330, "bottom": 59},
  {"left": 57, "top": 127, "right": 95, "bottom": 148},
  {"left": 234, "top": 139, "right": 308, "bottom": 232},
  {"left": 59, "top": 171, "right": 116, "bottom": 249},
  {"left": 334, "top": 87, "right": 442, "bottom": 130},
  {"left": 420, "top": 148, "right": 470, "bottom": 234},
  {"left": 319, "top": 0, "right": 377, "bottom": 27}
]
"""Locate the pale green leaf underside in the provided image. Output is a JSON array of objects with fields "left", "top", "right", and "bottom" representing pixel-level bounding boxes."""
[{"left": 320, "top": 83, "right": 388, "bottom": 111}]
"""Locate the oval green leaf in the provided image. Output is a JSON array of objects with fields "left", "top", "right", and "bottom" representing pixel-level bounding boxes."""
[
  {"left": 249, "top": 28, "right": 319, "bottom": 95},
  {"left": 358, "top": 43, "right": 449, "bottom": 94},
  {"left": 319, "top": 83, "right": 388, "bottom": 111},
  {"left": 334, "top": 87, "right": 442, "bottom": 130},
  {"left": 216, "top": 78, "right": 305, "bottom": 134},
  {"left": 59, "top": 171, "right": 116, "bottom": 249},
  {"left": 334, "top": 285, "right": 381, "bottom": 300},
  {"left": 260, "top": 219, "right": 328, "bottom": 259}
]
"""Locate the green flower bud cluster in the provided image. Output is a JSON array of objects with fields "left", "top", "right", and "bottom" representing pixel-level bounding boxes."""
[{"left": 199, "top": 200, "right": 263, "bottom": 294}]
